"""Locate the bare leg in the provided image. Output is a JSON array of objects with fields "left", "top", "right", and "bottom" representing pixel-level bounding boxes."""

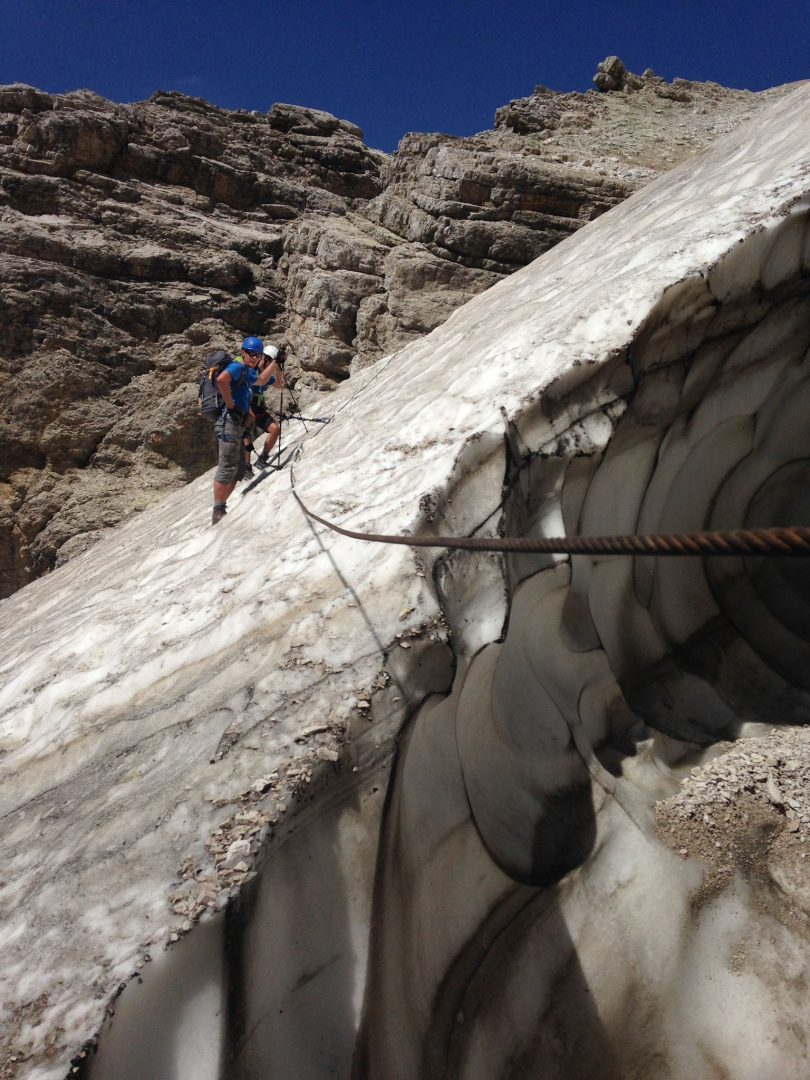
[
  {"left": 214, "top": 480, "right": 236, "bottom": 504},
  {"left": 260, "top": 422, "right": 281, "bottom": 459}
]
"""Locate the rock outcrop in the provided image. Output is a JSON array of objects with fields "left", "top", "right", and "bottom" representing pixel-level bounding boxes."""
[
  {"left": 0, "top": 65, "right": 797, "bottom": 596},
  {"left": 0, "top": 80, "right": 809, "bottom": 1080},
  {"left": 0, "top": 87, "right": 385, "bottom": 596}
]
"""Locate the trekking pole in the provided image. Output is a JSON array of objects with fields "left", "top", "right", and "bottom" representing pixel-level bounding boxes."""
[
  {"left": 275, "top": 383, "right": 284, "bottom": 466},
  {"left": 283, "top": 381, "right": 309, "bottom": 433}
]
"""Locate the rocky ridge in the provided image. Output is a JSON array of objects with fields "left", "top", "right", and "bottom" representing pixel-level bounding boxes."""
[{"left": 0, "top": 61, "right": 798, "bottom": 596}]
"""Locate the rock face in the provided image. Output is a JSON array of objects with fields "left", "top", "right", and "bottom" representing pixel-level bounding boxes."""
[
  {"left": 0, "top": 87, "right": 385, "bottom": 597},
  {"left": 0, "top": 82, "right": 809, "bottom": 1080},
  {"left": 0, "top": 63, "right": 796, "bottom": 597}
]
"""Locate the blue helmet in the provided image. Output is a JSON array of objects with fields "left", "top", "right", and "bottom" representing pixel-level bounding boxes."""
[{"left": 241, "top": 336, "right": 264, "bottom": 353}]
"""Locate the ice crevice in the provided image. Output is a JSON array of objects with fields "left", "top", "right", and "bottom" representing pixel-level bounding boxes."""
[
  {"left": 1, "top": 84, "right": 810, "bottom": 1080},
  {"left": 353, "top": 203, "right": 810, "bottom": 1078}
]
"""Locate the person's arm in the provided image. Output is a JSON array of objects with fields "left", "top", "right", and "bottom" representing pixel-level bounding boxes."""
[
  {"left": 277, "top": 348, "right": 288, "bottom": 389},
  {"left": 256, "top": 360, "right": 283, "bottom": 389},
  {"left": 216, "top": 369, "right": 235, "bottom": 410}
]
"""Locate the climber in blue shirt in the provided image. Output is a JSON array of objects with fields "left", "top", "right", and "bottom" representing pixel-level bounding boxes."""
[{"left": 211, "top": 336, "right": 278, "bottom": 525}]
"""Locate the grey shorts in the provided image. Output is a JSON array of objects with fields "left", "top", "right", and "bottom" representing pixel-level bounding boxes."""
[{"left": 214, "top": 414, "right": 246, "bottom": 485}]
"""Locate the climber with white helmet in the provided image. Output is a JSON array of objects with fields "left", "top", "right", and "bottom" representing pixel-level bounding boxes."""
[{"left": 239, "top": 343, "right": 287, "bottom": 477}]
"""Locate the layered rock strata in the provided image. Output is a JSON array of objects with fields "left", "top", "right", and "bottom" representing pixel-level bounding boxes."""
[
  {"left": 0, "top": 65, "right": 797, "bottom": 596},
  {"left": 0, "top": 87, "right": 384, "bottom": 597}
]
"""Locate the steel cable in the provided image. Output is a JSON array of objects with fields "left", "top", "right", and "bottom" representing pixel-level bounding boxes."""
[{"left": 290, "top": 461, "right": 810, "bottom": 558}]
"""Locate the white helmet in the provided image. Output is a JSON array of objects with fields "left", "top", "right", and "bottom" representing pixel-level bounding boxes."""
[{"left": 263, "top": 344, "right": 279, "bottom": 360}]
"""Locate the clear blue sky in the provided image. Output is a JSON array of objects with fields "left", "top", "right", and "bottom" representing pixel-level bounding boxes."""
[{"left": 2, "top": 0, "right": 808, "bottom": 152}]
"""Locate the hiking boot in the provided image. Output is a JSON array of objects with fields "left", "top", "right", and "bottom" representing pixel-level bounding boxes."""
[
  {"left": 244, "top": 461, "right": 255, "bottom": 478},
  {"left": 257, "top": 452, "right": 269, "bottom": 468},
  {"left": 211, "top": 503, "right": 227, "bottom": 525}
]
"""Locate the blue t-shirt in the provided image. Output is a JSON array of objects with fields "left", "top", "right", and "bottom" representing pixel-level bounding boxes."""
[{"left": 223, "top": 361, "right": 259, "bottom": 414}]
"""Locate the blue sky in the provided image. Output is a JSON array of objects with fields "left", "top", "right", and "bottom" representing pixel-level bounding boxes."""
[{"left": 2, "top": 0, "right": 808, "bottom": 151}]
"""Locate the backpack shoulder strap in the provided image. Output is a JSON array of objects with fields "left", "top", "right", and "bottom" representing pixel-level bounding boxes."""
[{"left": 229, "top": 360, "right": 247, "bottom": 387}]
